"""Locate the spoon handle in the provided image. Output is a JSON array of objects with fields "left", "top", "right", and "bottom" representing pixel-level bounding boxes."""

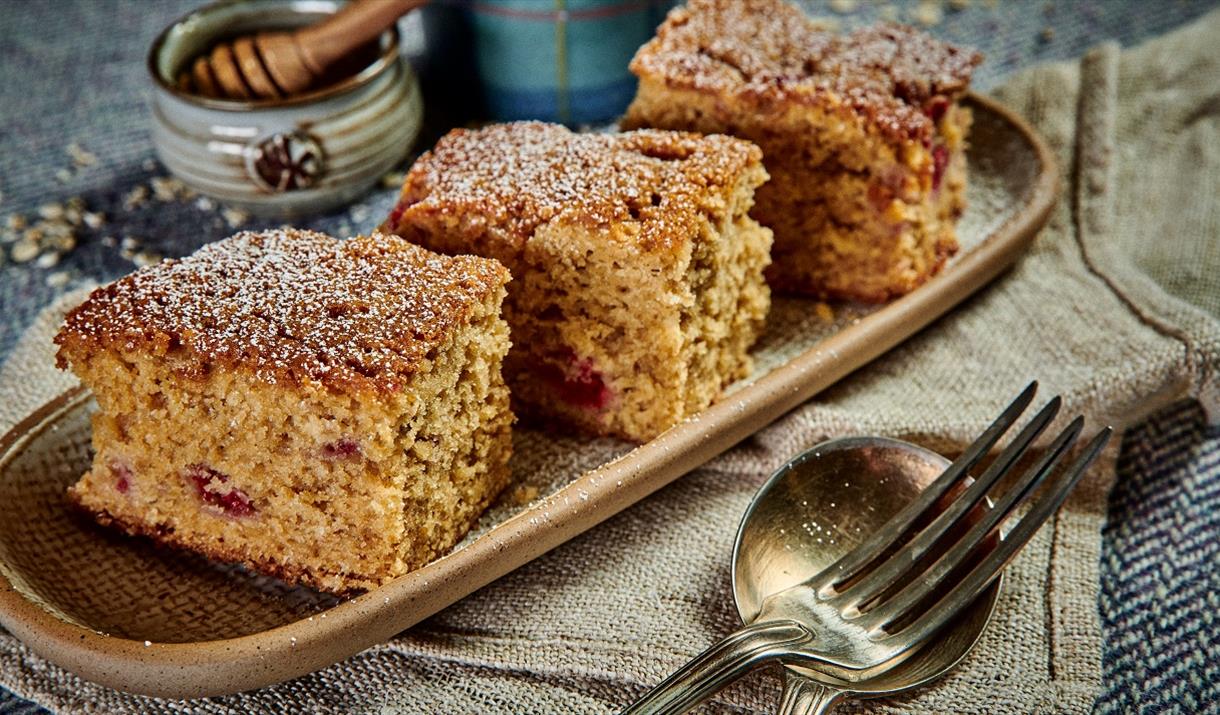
[
  {"left": 619, "top": 620, "right": 814, "bottom": 715},
  {"left": 779, "top": 675, "right": 846, "bottom": 715}
]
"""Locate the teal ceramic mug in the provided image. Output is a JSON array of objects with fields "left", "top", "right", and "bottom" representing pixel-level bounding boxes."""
[{"left": 421, "top": 0, "right": 677, "bottom": 125}]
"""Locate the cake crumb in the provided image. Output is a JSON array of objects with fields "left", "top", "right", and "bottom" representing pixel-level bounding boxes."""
[
  {"left": 814, "top": 302, "right": 835, "bottom": 323},
  {"left": 510, "top": 484, "right": 540, "bottom": 506},
  {"left": 1040, "top": 26, "right": 1055, "bottom": 42}
]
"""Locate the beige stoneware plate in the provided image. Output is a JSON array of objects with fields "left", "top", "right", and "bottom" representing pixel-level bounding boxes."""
[{"left": 0, "top": 94, "right": 1057, "bottom": 698}]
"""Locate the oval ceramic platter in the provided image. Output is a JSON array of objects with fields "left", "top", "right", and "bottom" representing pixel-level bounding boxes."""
[{"left": 0, "top": 94, "right": 1057, "bottom": 698}]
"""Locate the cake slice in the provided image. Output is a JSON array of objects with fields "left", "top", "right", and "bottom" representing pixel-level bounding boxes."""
[
  {"left": 382, "top": 122, "right": 772, "bottom": 442},
  {"left": 55, "top": 229, "right": 513, "bottom": 594},
  {"left": 622, "top": 0, "right": 982, "bottom": 302}
]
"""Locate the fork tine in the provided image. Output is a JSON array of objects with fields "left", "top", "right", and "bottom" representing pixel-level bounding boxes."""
[
  {"left": 831, "top": 395, "right": 1063, "bottom": 611},
  {"left": 854, "top": 415, "right": 1083, "bottom": 629},
  {"left": 868, "top": 426, "right": 1111, "bottom": 644},
  {"left": 809, "top": 381, "right": 1039, "bottom": 594}
]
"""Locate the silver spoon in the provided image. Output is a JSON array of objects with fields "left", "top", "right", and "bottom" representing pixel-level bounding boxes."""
[
  {"left": 735, "top": 437, "right": 1000, "bottom": 714},
  {"left": 621, "top": 384, "right": 1109, "bottom": 714}
]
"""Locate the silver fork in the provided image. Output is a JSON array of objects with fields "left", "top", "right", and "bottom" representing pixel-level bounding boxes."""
[{"left": 621, "top": 383, "right": 1111, "bottom": 714}]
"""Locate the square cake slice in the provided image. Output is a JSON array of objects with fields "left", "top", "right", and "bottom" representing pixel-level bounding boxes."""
[
  {"left": 382, "top": 122, "right": 772, "bottom": 442},
  {"left": 55, "top": 229, "right": 513, "bottom": 594},
  {"left": 622, "top": 0, "right": 982, "bottom": 302}
]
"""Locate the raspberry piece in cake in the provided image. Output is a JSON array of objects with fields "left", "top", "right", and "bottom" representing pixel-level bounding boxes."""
[
  {"left": 622, "top": 0, "right": 982, "bottom": 302},
  {"left": 55, "top": 229, "right": 513, "bottom": 594},
  {"left": 383, "top": 122, "right": 772, "bottom": 442}
]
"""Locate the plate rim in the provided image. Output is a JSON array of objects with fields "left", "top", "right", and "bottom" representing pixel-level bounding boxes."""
[{"left": 0, "top": 91, "right": 1059, "bottom": 698}]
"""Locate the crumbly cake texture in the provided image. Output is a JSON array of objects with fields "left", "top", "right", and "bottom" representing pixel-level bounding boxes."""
[
  {"left": 622, "top": 0, "right": 982, "bottom": 302},
  {"left": 55, "top": 229, "right": 513, "bottom": 594},
  {"left": 383, "top": 122, "right": 772, "bottom": 442}
]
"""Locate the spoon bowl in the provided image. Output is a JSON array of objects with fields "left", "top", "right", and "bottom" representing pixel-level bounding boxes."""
[{"left": 732, "top": 437, "right": 1001, "bottom": 712}]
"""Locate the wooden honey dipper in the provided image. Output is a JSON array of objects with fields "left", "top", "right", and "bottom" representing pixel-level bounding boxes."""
[{"left": 182, "top": 0, "right": 427, "bottom": 100}]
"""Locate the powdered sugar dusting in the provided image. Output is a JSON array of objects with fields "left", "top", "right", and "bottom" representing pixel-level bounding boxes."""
[
  {"left": 386, "top": 122, "right": 762, "bottom": 254},
  {"left": 631, "top": 0, "right": 981, "bottom": 143},
  {"left": 55, "top": 230, "right": 509, "bottom": 393}
]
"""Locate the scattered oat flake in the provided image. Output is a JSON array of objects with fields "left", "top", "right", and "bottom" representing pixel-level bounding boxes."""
[
  {"left": 913, "top": 0, "right": 943, "bottom": 26},
  {"left": 6, "top": 214, "right": 26, "bottom": 231},
  {"left": 222, "top": 207, "right": 250, "bottom": 228},
  {"left": 948, "top": 0, "right": 970, "bottom": 9},
  {"left": 879, "top": 4, "right": 899, "bottom": 21},
  {"left": 828, "top": 0, "right": 857, "bottom": 14},
  {"left": 38, "top": 203, "right": 64, "bottom": 220},
  {"left": 67, "top": 142, "right": 98, "bottom": 167},
  {"left": 101, "top": 235, "right": 117, "bottom": 248},
  {"left": 805, "top": 15, "right": 840, "bottom": 32},
  {"left": 195, "top": 196, "right": 217, "bottom": 211},
  {"left": 46, "top": 270, "right": 71, "bottom": 288},
  {"left": 1040, "top": 27, "right": 1055, "bottom": 42},
  {"left": 83, "top": 211, "right": 106, "bottom": 229},
  {"left": 35, "top": 252, "right": 60, "bottom": 269},
  {"left": 150, "top": 175, "right": 193, "bottom": 202},
  {"left": 380, "top": 171, "right": 405, "bottom": 189},
  {"left": 11, "top": 240, "right": 39, "bottom": 263},
  {"left": 133, "top": 250, "right": 163, "bottom": 267},
  {"left": 142, "top": 158, "right": 158, "bottom": 172},
  {"left": 123, "top": 185, "right": 149, "bottom": 211},
  {"left": 55, "top": 168, "right": 74, "bottom": 183}
]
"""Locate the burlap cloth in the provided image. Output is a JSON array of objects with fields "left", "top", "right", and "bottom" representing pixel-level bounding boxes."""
[{"left": 1, "top": 10, "right": 1217, "bottom": 714}]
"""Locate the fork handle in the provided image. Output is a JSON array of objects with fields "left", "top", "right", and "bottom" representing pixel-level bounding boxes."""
[{"left": 619, "top": 620, "right": 815, "bottom": 715}]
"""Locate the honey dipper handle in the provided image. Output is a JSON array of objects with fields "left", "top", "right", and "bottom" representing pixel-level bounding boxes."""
[{"left": 294, "top": 0, "right": 427, "bottom": 76}]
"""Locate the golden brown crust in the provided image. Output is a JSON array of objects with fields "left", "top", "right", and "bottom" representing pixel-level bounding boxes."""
[
  {"left": 629, "top": 0, "right": 981, "bottom": 144},
  {"left": 383, "top": 122, "right": 763, "bottom": 258},
  {"left": 54, "top": 230, "right": 511, "bottom": 396}
]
